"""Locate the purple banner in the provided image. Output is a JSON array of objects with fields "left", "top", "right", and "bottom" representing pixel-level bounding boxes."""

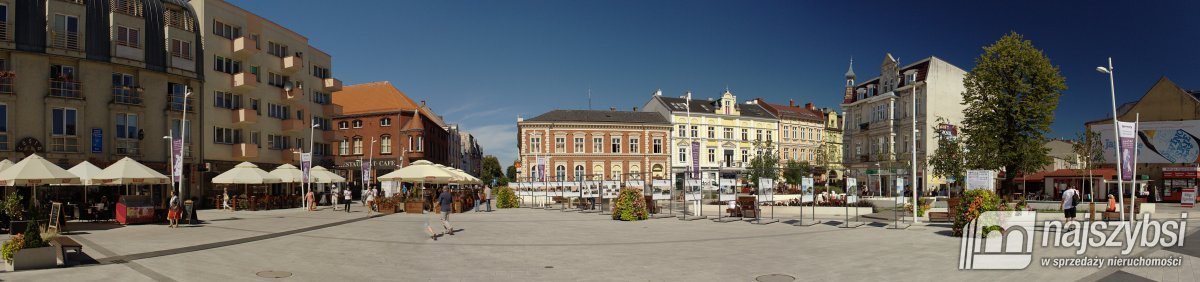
[
  {"left": 361, "top": 160, "right": 371, "bottom": 184},
  {"left": 537, "top": 157, "right": 546, "bottom": 182},
  {"left": 301, "top": 153, "right": 312, "bottom": 183},
  {"left": 1118, "top": 121, "right": 1136, "bottom": 181},
  {"left": 171, "top": 139, "right": 183, "bottom": 183},
  {"left": 690, "top": 141, "right": 700, "bottom": 179}
]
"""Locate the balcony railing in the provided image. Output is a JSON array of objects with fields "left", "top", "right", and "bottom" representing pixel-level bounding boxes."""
[
  {"left": 0, "top": 75, "right": 12, "bottom": 95},
  {"left": 168, "top": 96, "right": 195, "bottom": 112},
  {"left": 112, "top": 86, "right": 142, "bottom": 105},
  {"left": 0, "top": 22, "right": 9, "bottom": 41},
  {"left": 51, "top": 136, "right": 79, "bottom": 153},
  {"left": 234, "top": 143, "right": 258, "bottom": 159},
  {"left": 111, "top": 0, "right": 145, "bottom": 17},
  {"left": 233, "top": 36, "right": 258, "bottom": 57},
  {"left": 282, "top": 55, "right": 303, "bottom": 72},
  {"left": 233, "top": 72, "right": 257, "bottom": 90},
  {"left": 281, "top": 119, "right": 304, "bottom": 132},
  {"left": 232, "top": 108, "right": 257, "bottom": 124},
  {"left": 51, "top": 31, "right": 80, "bottom": 50},
  {"left": 49, "top": 79, "right": 82, "bottom": 98},
  {"left": 164, "top": 9, "right": 195, "bottom": 31},
  {"left": 322, "top": 77, "right": 342, "bottom": 91},
  {"left": 116, "top": 139, "right": 140, "bottom": 156}
]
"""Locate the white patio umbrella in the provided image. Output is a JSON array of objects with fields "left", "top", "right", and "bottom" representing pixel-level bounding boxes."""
[
  {"left": 0, "top": 154, "right": 81, "bottom": 186},
  {"left": 310, "top": 166, "right": 345, "bottom": 184},
  {"left": 213, "top": 162, "right": 282, "bottom": 200},
  {"left": 68, "top": 161, "right": 103, "bottom": 186},
  {"left": 377, "top": 160, "right": 455, "bottom": 184},
  {"left": 269, "top": 164, "right": 304, "bottom": 201},
  {"left": 0, "top": 159, "right": 15, "bottom": 174},
  {"left": 93, "top": 157, "right": 170, "bottom": 185}
]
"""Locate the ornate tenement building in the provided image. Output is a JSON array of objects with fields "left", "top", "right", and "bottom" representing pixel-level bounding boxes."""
[{"left": 516, "top": 109, "right": 671, "bottom": 183}]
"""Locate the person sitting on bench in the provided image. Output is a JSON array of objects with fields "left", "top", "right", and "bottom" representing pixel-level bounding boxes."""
[{"left": 1105, "top": 194, "right": 1118, "bottom": 212}]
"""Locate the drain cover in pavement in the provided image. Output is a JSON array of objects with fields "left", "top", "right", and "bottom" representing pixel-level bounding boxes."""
[
  {"left": 256, "top": 271, "right": 293, "bottom": 278},
  {"left": 755, "top": 274, "right": 796, "bottom": 282}
]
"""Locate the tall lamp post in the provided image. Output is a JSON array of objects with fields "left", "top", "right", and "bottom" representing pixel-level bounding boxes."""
[
  {"left": 175, "top": 89, "right": 192, "bottom": 198},
  {"left": 1096, "top": 58, "right": 1124, "bottom": 222},
  {"left": 304, "top": 122, "right": 318, "bottom": 209}
]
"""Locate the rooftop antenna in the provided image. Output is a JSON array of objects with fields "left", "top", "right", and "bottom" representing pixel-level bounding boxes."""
[{"left": 588, "top": 84, "right": 592, "bottom": 110}]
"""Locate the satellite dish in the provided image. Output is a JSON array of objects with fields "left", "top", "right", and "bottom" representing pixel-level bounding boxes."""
[{"left": 283, "top": 81, "right": 294, "bottom": 92}]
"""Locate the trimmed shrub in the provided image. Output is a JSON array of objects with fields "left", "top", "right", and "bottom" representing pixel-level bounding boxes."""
[
  {"left": 495, "top": 186, "right": 519, "bottom": 208},
  {"left": 952, "top": 189, "right": 1001, "bottom": 237},
  {"left": 611, "top": 188, "right": 648, "bottom": 221}
]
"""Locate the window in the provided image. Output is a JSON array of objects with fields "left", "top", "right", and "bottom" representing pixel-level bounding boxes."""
[
  {"left": 652, "top": 138, "right": 662, "bottom": 154},
  {"left": 678, "top": 147, "right": 687, "bottom": 162},
  {"left": 741, "top": 149, "right": 749, "bottom": 163},
  {"left": 352, "top": 120, "right": 363, "bottom": 128},
  {"left": 267, "top": 41, "right": 288, "bottom": 57},
  {"left": 116, "top": 113, "right": 138, "bottom": 140},
  {"left": 707, "top": 127, "right": 715, "bottom": 139},
  {"left": 167, "top": 83, "right": 193, "bottom": 111},
  {"left": 574, "top": 165, "right": 584, "bottom": 181},
  {"left": 766, "top": 131, "right": 773, "bottom": 142},
  {"left": 352, "top": 136, "right": 363, "bottom": 154},
  {"left": 111, "top": 72, "right": 138, "bottom": 104},
  {"left": 214, "top": 91, "right": 242, "bottom": 109},
  {"left": 741, "top": 129, "right": 748, "bottom": 141},
  {"left": 213, "top": 56, "right": 242, "bottom": 74},
  {"left": 629, "top": 138, "right": 639, "bottom": 153},
  {"left": 51, "top": 108, "right": 78, "bottom": 152},
  {"left": 170, "top": 39, "right": 192, "bottom": 60},
  {"left": 250, "top": 99, "right": 260, "bottom": 115},
  {"left": 212, "top": 20, "right": 241, "bottom": 39},
  {"left": 268, "top": 72, "right": 287, "bottom": 87},
  {"left": 251, "top": 131, "right": 260, "bottom": 147},
  {"left": 267, "top": 104, "right": 290, "bottom": 119},
  {"left": 611, "top": 137, "right": 621, "bottom": 153},
  {"left": 52, "top": 14, "right": 79, "bottom": 50},
  {"left": 312, "top": 65, "right": 331, "bottom": 79},
  {"left": 555, "top": 137, "right": 565, "bottom": 153},
  {"left": 0, "top": 104, "right": 6, "bottom": 150},
  {"left": 574, "top": 137, "right": 584, "bottom": 153},
  {"left": 530, "top": 137, "right": 541, "bottom": 153},
  {"left": 267, "top": 134, "right": 290, "bottom": 150},
  {"left": 338, "top": 121, "right": 349, "bottom": 129},
  {"left": 708, "top": 148, "right": 715, "bottom": 163},
  {"left": 339, "top": 139, "right": 349, "bottom": 155},
  {"left": 724, "top": 128, "right": 733, "bottom": 139},
  {"left": 906, "top": 72, "right": 917, "bottom": 83},
  {"left": 416, "top": 136, "right": 423, "bottom": 152},
  {"left": 555, "top": 165, "right": 566, "bottom": 181},
  {"left": 380, "top": 117, "right": 391, "bottom": 126},
  {"left": 380, "top": 135, "right": 392, "bottom": 154},
  {"left": 592, "top": 137, "right": 602, "bottom": 153},
  {"left": 212, "top": 127, "right": 241, "bottom": 144},
  {"left": 164, "top": 8, "right": 195, "bottom": 31},
  {"left": 677, "top": 125, "right": 685, "bottom": 137},
  {"left": 116, "top": 26, "right": 140, "bottom": 48},
  {"left": 311, "top": 91, "right": 331, "bottom": 105},
  {"left": 756, "top": 130, "right": 762, "bottom": 141},
  {"left": 690, "top": 126, "right": 698, "bottom": 138}
]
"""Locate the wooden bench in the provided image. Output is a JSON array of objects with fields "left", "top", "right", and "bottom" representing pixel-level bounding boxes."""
[
  {"left": 51, "top": 236, "right": 83, "bottom": 265},
  {"left": 1102, "top": 198, "right": 1146, "bottom": 221},
  {"left": 927, "top": 197, "right": 958, "bottom": 223}
]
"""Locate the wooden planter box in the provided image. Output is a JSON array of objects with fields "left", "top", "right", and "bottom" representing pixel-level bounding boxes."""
[
  {"left": 4, "top": 246, "right": 57, "bottom": 271},
  {"left": 378, "top": 205, "right": 397, "bottom": 214},
  {"left": 404, "top": 201, "right": 424, "bottom": 214}
]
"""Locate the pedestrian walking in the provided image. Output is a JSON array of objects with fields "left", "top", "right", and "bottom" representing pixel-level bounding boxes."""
[
  {"left": 438, "top": 187, "right": 454, "bottom": 236},
  {"left": 1062, "top": 186, "right": 1080, "bottom": 229},
  {"left": 306, "top": 190, "right": 316, "bottom": 211},
  {"left": 474, "top": 187, "right": 482, "bottom": 212},
  {"left": 484, "top": 186, "right": 492, "bottom": 212},
  {"left": 332, "top": 187, "right": 340, "bottom": 211},
  {"left": 167, "top": 191, "right": 181, "bottom": 228},
  {"left": 222, "top": 188, "right": 232, "bottom": 211},
  {"left": 343, "top": 188, "right": 352, "bottom": 213},
  {"left": 366, "top": 188, "right": 376, "bottom": 216}
]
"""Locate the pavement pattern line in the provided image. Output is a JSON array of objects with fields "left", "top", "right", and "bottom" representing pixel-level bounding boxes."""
[
  {"left": 89, "top": 213, "right": 382, "bottom": 265},
  {"left": 1077, "top": 223, "right": 1200, "bottom": 281},
  {"left": 71, "top": 235, "right": 175, "bottom": 281}
]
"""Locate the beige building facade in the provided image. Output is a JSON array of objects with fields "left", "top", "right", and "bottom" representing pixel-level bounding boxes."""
[
  {"left": 516, "top": 110, "right": 672, "bottom": 183},
  {"left": 757, "top": 99, "right": 829, "bottom": 180},
  {"left": 0, "top": 0, "right": 202, "bottom": 197},
  {"left": 192, "top": 0, "right": 342, "bottom": 201}
]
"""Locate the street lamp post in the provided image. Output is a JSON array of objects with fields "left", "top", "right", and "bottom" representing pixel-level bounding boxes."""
[
  {"left": 176, "top": 90, "right": 192, "bottom": 198},
  {"left": 1096, "top": 58, "right": 1124, "bottom": 222},
  {"left": 304, "top": 122, "right": 318, "bottom": 209}
]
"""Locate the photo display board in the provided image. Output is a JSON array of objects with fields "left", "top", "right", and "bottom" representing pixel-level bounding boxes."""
[
  {"left": 758, "top": 178, "right": 775, "bottom": 202},
  {"left": 652, "top": 180, "right": 671, "bottom": 200}
]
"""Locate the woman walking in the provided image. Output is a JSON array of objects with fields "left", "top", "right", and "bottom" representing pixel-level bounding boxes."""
[{"left": 167, "top": 192, "right": 181, "bottom": 228}]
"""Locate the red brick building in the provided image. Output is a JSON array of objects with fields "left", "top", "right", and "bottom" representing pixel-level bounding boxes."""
[
  {"left": 332, "top": 82, "right": 450, "bottom": 185},
  {"left": 516, "top": 110, "right": 672, "bottom": 182}
]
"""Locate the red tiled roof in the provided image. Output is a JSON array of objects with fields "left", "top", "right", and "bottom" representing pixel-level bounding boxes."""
[{"left": 332, "top": 81, "right": 419, "bottom": 115}]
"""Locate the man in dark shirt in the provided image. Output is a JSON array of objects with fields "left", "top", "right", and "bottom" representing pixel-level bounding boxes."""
[{"left": 438, "top": 188, "right": 454, "bottom": 236}]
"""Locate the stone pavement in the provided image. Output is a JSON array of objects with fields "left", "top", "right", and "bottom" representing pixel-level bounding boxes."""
[{"left": 1, "top": 204, "right": 1198, "bottom": 281}]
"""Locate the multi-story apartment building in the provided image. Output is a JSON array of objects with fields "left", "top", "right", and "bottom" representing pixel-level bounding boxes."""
[
  {"left": 192, "top": 0, "right": 343, "bottom": 202},
  {"left": 840, "top": 55, "right": 967, "bottom": 194},
  {"left": 445, "top": 124, "right": 462, "bottom": 170},
  {"left": 332, "top": 81, "right": 451, "bottom": 187},
  {"left": 515, "top": 109, "right": 671, "bottom": 183},
  {"left": 0, "top": 0, "right": 203, "bottom": 197},
  {"left": 821, "top": 109, "right": 844, "bottom": 181},
  {"left": 460, "top": 131, "right": 481, "bottom": 177},
  {"left": 642, "top": 90, "right": 778, "bottom": 186},
  {"left": 758, "top": 99, "right": 827, "bottom": 177}
]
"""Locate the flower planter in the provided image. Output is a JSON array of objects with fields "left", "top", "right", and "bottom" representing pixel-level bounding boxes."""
[
  {"left": 378, "top": 205, "right": 397, "bottom": 215},
  {"left": 4, "top": 246, "right": 57, "bottom": 271},
  {"left": 404, "top": 201, "right": 424, "bottom": 214}
]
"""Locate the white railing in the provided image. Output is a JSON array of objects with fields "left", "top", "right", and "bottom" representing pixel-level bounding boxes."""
[{"left": 52, "top": 31, "right": 80, "bottom": 50}]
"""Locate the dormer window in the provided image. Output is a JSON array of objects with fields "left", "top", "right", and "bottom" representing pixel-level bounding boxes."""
[
  {"left": 867, "top": 85, "right": 876, "bottom": 96},
  {"left": 906, "top": 71, "right": 918, "bottom": 84}
]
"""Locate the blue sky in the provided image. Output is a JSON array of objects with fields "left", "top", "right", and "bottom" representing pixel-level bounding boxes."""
[{"left": 231, "top": 0, "right": 1200, "bottom": 167}]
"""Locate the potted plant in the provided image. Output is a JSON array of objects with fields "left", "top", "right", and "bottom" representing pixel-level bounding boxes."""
[
  {"left": 3, "top": 215, "right": 57, "bottom": 271},
  {"left": 376, "top": 195, "right": 400, "bottom": 214},
  {"left": 404, "top": 188, "right": 424, "bottom": 214},
  {"left": 5, "top": 193, "right": 24, "bottom": 235}
]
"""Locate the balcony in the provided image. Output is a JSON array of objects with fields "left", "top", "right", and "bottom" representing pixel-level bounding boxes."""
[
  {"left": 280, "top": 89, "right": 302, "bottom": 102},
  {"left": 113, "top": 41, "right": 144, "bottom": 61},
  {"left": 232, "top": 108, "right": 257, "bottom": 125},
  {"left": 233, "top": 143, "right": 258, "bottom": 159},
  {"left": 115, "top": 139, "right": 140, "bottom": 156},
  {"left": 232, "top": 36, "right": 258, "bottom": 57},
  {"left": 110, "top": 0, "right": 145, "bottom": 17},
  {"left": 112, "top": 86, "right": 143, "bottom": 105},
  {"left": 49, "top": 79, "right": 82, "bottom": 99},
  {"left": 859, "top": 155, "right": 870, "bottom": 162},
  {"left": 233, "top": 72, "right": 257, "bottom": 90},
  {"left": 282, "top": 55, "right": 303, "bottom": 72},
  {"left": 281, "top": 150, "right": 297, "bottom": 163},
  {"left": 281, "top": 119, "right": 304, "bottom": 132},
  {"left": 322, "top": 78, "right": 342, "bottom": 91},
  {"left": 51, "top": 31, "right": 80, "bottom": 51},
  {"left": 321, "top": 103, "right": 342, "bottom": 116},
  {"left": 0, "top": 21, "right": 9, "bottom": 41},
  {"left": 0, "top": 73, "right": 12, "bottom": 95}
]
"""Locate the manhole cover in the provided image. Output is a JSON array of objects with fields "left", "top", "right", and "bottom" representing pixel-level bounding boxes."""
[
  {"left": 256, "top": 271, "right": 293, "bottom": 278},
  {"left": 755, "top": 274, "right": 795, "bottom": 282}
]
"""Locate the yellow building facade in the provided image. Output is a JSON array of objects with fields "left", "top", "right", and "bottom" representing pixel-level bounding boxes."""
[{"left": 643, "top": 90, "right": 779, "bottom": 186}]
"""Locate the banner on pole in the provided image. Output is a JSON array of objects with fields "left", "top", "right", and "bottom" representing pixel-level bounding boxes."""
[
  {"left": 801, "top": 177, "right": 814, "bottom": 194},
  {"left": 171, "top": 139, "right": 183, "bottom": 183},
  {"left": 846, "top": 178, "right": 858, "bottom": 195},
  {"left": 301, "top": 153, "right": 312, "bottom": 183},
  {"left": 1118, "top": 121, "right": 1136, "bottom": 181},
  {"left": 690, "top": 141, "right": 700, "bottom": 179},
  {"left": 537, "top": 157, "right": 546, "bottom": 182}
]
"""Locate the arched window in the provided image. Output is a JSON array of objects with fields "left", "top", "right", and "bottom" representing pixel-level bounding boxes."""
[
  {"left": 380, "top": 117, "right": 392, "bottom": 127},
  {"left": 352, "top": 120, "right": 363, "bottom": 128},
  {"left": 380, "top": 135, "right": 392, "bottom": 154},
  {"left": 352, "top": 136, "right": 363, "bottom": 155},
  {"left": 574, "top": 165, "right": 584, "bottom": 181},
  {"left": 593, "top": 165, "right": 604, "bottom": 180},
  {"left": 629, "top": 165, "right": 641, "bottom": 180},
  {"left": 555, "top": 165, "right": 566, "bottom": 181},
  {"left": 338, "top": 121, "right": 349, "bottom": 129}
]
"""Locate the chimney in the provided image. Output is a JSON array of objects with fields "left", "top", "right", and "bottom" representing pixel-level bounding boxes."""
[
  {"left": 789, "top": 99, "right": 795, "bottom": 107},
  {"left": 632, "top": 106, "right": 638, "bottom": 111},
  {"left": 805, "top": 102, "right": 814, "bottom": 110},
  {"left": 420, "top": 100, "right": 426, "bottom": 107},
  {"left": 610, "top": 107, "right": 616, "bottom": 112}
]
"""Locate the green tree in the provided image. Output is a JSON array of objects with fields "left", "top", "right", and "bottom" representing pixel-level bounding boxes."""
[
  {"left": 928, "top": 117, "right": 966, "bottom": 194},
  {"left": 783, "top": 159, "right": 808, "bottom": 189},
  {"left": 746, "top": 140, "right": 780, "bottom": 189},
  {"left": 505, "top": 165, "right": 518, "bottom": 181},
  {"left": 1073, "top": 130, "right": 1104, "bottom": 201},
  {"left": 960, "top": 32, "right": 1066, "bottom": 196},
  {"left": 480, "top": 155, "right": 504, "bottom": 186},
  {"left": 813, "top": 141, "right": 832, "bottom": 184}
]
